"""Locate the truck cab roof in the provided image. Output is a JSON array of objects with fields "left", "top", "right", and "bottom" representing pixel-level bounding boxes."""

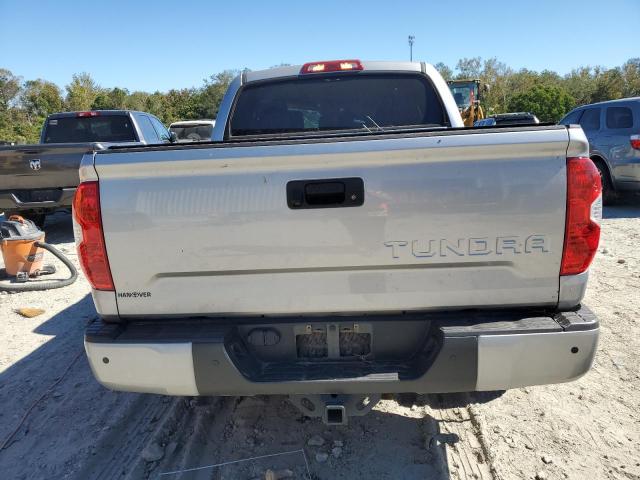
[
  {"left": 243, "top": 61, "right": 424, "bottom": 83},
  {"left": 46, "top": 110, "right": 148, "bottom": 119},
  {"left": 169, "top": 120, "right": 216, "bottom": 127},
  {"left": 211, "top": 60, "right": 463, "bottom": 141},
  {"left": 573, "top": 96, "right": 640, "bottom": 108}
]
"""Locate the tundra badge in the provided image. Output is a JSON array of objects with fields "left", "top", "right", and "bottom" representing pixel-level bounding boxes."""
[{"left": 385, "top": 235, "right": 550, "bottom": 259}]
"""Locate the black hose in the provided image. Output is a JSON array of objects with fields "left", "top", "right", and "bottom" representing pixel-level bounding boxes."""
[{"left": 0, "top": 241, "right": 78, "bottom": 292}]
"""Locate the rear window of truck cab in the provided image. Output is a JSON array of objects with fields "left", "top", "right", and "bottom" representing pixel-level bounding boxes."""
[
  {"left": 229, "top": 73, "right": 448, "bottom": 136},
  {"left": 171, "top": 124, "right": 214, "bottom": 141},
  {"left": 43, "top": 115, "right": 136, "bottom": 143}
]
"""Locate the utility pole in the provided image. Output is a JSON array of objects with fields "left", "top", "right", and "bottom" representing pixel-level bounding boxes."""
[{"left": 408, "top": 35, "right": 415, "bottom": 61}]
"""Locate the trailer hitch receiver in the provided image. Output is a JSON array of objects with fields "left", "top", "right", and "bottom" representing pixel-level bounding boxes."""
[{"left": 288, "top": 393, "right": 381, "bottom": 425}]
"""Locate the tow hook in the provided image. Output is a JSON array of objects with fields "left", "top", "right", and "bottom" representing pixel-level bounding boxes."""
[{"left": 288, "top": 393, "right": 381, "bottom": 425}]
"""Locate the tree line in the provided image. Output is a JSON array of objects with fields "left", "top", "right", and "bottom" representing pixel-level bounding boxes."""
[
  {"left": 436, "top": 57, "right": 640, "bottom": 123},
  {"left": 1, "top": 57, "right": 639, "bottom": 144},
  {"left": 0, "top": 70, "right": 237, "bottom": 143}
]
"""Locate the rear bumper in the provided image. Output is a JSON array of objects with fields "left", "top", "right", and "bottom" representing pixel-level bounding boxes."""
[
  {"left": 84, "top": 307, "right": 599, "bottom": 396},
  {"left": 0, "top": 187, "right": 76, "bottom": 212}
]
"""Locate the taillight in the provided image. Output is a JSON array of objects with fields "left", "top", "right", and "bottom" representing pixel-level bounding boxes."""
[
  {"left": 560, "top": 157, "right": 602, "bottom": 276},
  {"left": 631, "top": 134, "right": 640, "bottom": 150},
  {"left": 300, "top": 60, "right": 363, "bottom": 74},
  {"left": 77, "top": 111, "right": 100, "bottom": 117},
  {"left": 73, "top": 181, "right": 114, "bottom": 290}
]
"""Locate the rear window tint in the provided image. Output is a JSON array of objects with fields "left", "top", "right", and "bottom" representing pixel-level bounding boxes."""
[
  {"left": 494, "top": 116, "right": 538, "bottom": 125},
  {"left": 230, "top": 73, "right": 447, "bottom": 136},
  {"left": 560, "top": 110, "right": 582, "bottom": 125},
  {"left": 579, "top": 108, "right": 600, "bottom": 132},
  {"left": 171, "top": 124, "right": 214, "bottom": 141},
  {"left": 606, "top": 106, "right": 633, "bottom": 129},
  {"left": 43, "top": 116, "right": 136, "bottom": 143}
]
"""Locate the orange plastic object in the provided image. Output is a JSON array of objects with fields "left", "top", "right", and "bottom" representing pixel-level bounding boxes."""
[{"left": 0, "top": 216, "right": 45, "bottom": 276}]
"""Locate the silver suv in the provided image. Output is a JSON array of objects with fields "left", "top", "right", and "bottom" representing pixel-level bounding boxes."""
[{"left": 560, "top": 97, "right": 640, "bottom": 203}]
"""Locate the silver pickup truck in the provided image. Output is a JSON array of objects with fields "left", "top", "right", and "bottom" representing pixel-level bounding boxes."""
[{"left": 77, "top": 61, "right": 602, "bottom": 424}]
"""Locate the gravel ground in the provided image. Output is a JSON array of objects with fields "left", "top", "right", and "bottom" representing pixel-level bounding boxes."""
[{"left": 0, "top": 200, "right": 638, "bottom": 480}]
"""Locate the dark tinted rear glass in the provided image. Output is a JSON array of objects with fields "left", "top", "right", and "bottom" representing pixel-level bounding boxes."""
[
  {"left": 171, "top": 124, "right": 214, "bottom": 141},
  {"left": 606, "top": 106, "right": 633, "bottom": 129},
  {"left": 43, "top": 115, "right": 136, "bottom": 143},
  {"left": 579, "top": 108, "right": 601, "bottom": 132},
  {"left": 494, "top": 116, "right": 538, "bottom": 125},
  {"left": 230, "top": 73, "right": 447, "bottom": 136},
  {"left": 560, "top": 110, "right": 582, "bottom": 125}
]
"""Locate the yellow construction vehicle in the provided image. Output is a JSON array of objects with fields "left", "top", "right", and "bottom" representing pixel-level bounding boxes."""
[{"left": 447, "top": 79, "right": 486, "bottom": 127}]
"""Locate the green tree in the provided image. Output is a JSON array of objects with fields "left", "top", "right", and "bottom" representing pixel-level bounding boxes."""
[
  {"left": 123, "top": 91, "right": 149, "bottom": 111},
  {"left": 65, "top": 73, "right": 100, "bottom": 111},
  {"left": 455, "top": 57, "right": 482, "bottom": 79},
  {"left": 591, "top": 67, "right": 624, "bottom": 103},
  {"left": 538, "top": 69, "right": 562, "bottom": 87},
  {"left": 91, "top": 87, "right": 129, "bottom": 110},
  {"left": 479, "top": 58, "right": 512, "bottom": 114},
  {"left": 0, "top": 69, "right": 26, "bottom": 142},
  {"left": 0, "top": 68, "right": 21, "bottom": 110},
  {"left": 160, "top": 88, "right": 200, "bottom": 124},
  {"left": 21, "top": 79, "right": 63, "bottom": 118},
  {"left": 434, "top": 62, "right": 453, "bottom": 81},
  {"left": 0, "top": 108, "right": 40, "bottom": 143},
  {"left": 621, "top": 58, "right": 640, "bottom": 97},
  {"left": 143, "top": 92, "right": 166, "bottom": 118},
  {"left": 564, "top": 67, "right": 596, "bottom": 107},
  {"left": 508, "top": 84, "right": 574, "bottom": 122},
  {"left": 197, "top": 70, "right": 237, "bottom": 119}
]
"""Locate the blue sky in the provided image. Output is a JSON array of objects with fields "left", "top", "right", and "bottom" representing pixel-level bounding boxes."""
[{"left": 1, "top": 0, "right": 638, "bottom": 92}]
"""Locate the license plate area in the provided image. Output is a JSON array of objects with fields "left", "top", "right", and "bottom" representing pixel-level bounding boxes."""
[
  {"left": 238, "top": 318, "right": 431, "bottom": 364},
  {"left": 295, "top": 323, "right": 373, "bottom": 359}
]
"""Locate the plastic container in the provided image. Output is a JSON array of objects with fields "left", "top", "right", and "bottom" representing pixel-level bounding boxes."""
[{"left": 0, "top": 215, "right": 45, "bottom": 276}]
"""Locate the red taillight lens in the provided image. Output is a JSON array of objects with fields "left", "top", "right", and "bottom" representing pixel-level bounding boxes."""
[
  {"left": 77, "top": 111, "right": 99, "bottom": 117},
  {"left": 300, "top": 60, "right": 363, "bottom": 74},
  {"left": 631, "top": 134, "right": 640, "bottom": 150},
  {"left": 73, "top": 181, "right": 114, "bottom": 290},
  {"left": 560, "top": 157, "right": 602, "bottom": 276}
]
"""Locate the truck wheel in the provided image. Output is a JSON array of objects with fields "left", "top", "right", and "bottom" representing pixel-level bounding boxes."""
[{"left": 594, "top": 161, "right": 616, "bottom": 206}]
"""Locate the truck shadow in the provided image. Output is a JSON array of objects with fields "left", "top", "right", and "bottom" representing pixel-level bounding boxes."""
[
  {"left": 603, "top": 194, "right": 640, "bottom": 219},
  {"left": 0, "top": 291, "right": 503, "bottom": 480},
  {"left": 0, "top": 293, "right": 179, "bottom": 480},
  {"left": 41, "top": 210, "right": 74, "bottom": 244},
  {"left": 147, "top": 394, "right": 456, "bottom": 480}
]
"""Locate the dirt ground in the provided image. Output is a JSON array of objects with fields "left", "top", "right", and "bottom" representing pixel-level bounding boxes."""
[{"left": 0, "top": 200, "right": 638, "bottom": 480}]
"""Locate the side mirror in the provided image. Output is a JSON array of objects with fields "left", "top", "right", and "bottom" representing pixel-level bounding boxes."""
[{"left": 169, "top": 131, "right": 178, "bottom": 143}]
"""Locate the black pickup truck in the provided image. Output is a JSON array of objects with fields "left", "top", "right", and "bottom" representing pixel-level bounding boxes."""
[{"left": 0, "top": 110, "right": 173, "bottom": 226}]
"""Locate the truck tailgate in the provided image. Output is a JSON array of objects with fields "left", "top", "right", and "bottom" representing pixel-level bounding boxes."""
[
  {"left": 0, "top": 143, "right": 96, "bottom": 190},
  {"left": 95, "top": 127, "right": 571, "bottom": 317}
]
